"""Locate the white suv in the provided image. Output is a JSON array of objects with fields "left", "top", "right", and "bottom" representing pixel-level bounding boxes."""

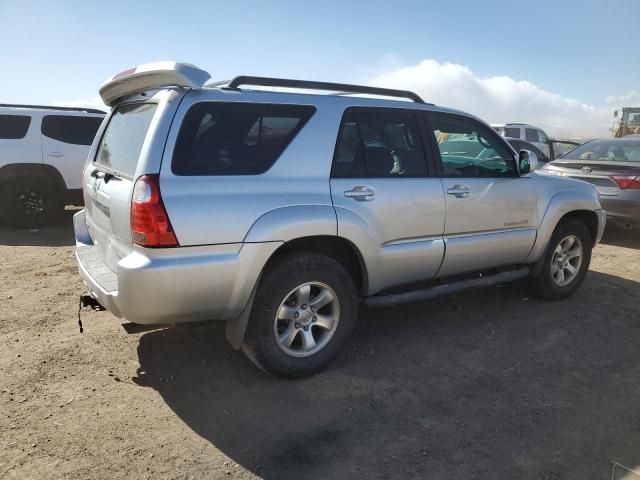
[
  {"left": 493, "top": 123, "right": 551, "bottom": 158},
  {"left": 0, "top": 104, "right": 105, "bottom": 227}
]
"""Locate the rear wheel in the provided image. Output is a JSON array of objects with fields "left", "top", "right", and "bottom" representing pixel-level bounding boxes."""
[
  {"left": 243, "top": 252, "right": 358, "bottom": 377},
  {"left": 528, "top": 219, "right": 592, "bottom": 300},
  {"left": 0, "top": 174, "right": 63, "bottom": 228}
]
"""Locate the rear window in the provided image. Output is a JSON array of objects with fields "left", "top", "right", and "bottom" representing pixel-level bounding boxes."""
[
  {"left": 562, "top": 140, "right": 640, "bottom": 162},
  {"left": 172, "top": 102, "right": 315, "bottom": 175},
  {"left": 0, "top": 115, "right": 31, "bottom": 139},
  {"left": 332, "top": 109, "right": 427, "bottom": 178},
  {"left": 42, "top": 115, "right": 103, "bottom": 145},
  {"left": 95, "top": 103, "right": 157, "bottom": 177}
]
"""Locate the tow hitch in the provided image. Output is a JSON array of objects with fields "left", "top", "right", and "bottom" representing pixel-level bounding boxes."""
[{"left": 77, "top": 292, "right": 105, "bottom": 333}]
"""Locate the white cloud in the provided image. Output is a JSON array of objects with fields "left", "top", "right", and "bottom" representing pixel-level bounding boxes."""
[
  {"left": 367, "top": 59, "right": 615, "bottom": 139},
  {"left": 606, "top": 90, "right": 640, "bottom": 106},
  {"left": 53, "top": 95, "right": 107, "bottom": 112}
]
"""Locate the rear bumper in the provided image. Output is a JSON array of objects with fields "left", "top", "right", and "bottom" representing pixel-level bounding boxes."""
[
  {"left": 73, "top": 209, "right": 280, "bottom": 325},
  {"left": 600, "top": 193, "right": 640, "bottom": 228}
]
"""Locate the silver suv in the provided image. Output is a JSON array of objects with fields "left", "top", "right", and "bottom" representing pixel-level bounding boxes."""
[{"left": 75, "top": 62, "right": 606, "bottom": 377}]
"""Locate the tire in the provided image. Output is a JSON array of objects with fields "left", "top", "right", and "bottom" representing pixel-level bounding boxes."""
[
  {"left": 528, "top": 219, "right": 592, "bottom": 301},
  {"left": 243, "top": 252, "right": 358, "bottom": 378},
  {"left": 0, "top": 174, "right": 63, "bottom": 228}
]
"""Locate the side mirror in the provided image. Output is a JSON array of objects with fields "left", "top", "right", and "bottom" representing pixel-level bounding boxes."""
[
  {"left": 614, "top": 110, "right": 619, "bottom": 118},
  {"left": 518, "top": 149, "right": 537, "bottom": 174}
]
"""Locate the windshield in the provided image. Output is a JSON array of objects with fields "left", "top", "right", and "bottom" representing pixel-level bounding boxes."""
[
  {"left": 95, "top": 103, "right": 157, "bottom": 177},
  {"left": 561, "top": 139, "right": 640, "bottom": 162}
]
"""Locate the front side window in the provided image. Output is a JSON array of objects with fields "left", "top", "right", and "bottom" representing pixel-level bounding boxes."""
[
  {"left": 429, "top": 114, "right": 517, "bottom": 177},
  {"left": 42, "top": 115, "right": 103, "bottom": 145},
  {"left": 95, "top": 103, "right": 157, "bottom": 177},
  {"left": 332, "top": 109, "right": 427, "bottom": 178},
  {"left": 0, "top": 115, "right": 31, "bottom": 139},
  {"left": 172, "top": 102, "right": 315, "bottom": 176},
  {"left": 537, "top": 129, "right": 549, "bottom": 143}
]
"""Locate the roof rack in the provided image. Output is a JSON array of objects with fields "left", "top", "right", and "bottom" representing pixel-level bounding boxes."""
[
  {"left": 224, "top": 76, "right": 427, "bottom": 104},
  {"left": 0, "top": 103, "right": 106, "bottom": 114}
]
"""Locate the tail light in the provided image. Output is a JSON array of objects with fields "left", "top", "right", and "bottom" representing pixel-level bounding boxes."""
[
  {"left": 612, "top": 175, "right": 640, "bottom": 189},
  {"left": 131, "top": 175, "right": 178, "bottom": 247}
]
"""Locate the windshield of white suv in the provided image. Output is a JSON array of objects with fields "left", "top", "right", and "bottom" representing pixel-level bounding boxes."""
[
  {"left": 561, "top": 139, "right": 640, "bottom": 162},
  {"left": 94, "top": 103, "right": 157, "bottom": 177}
]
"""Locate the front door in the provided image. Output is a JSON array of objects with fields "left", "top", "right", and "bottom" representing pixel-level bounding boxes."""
[
  {"left": 330, "top": 108, "right": 446, "bottom": 294},
  {"left": 426, "top": 112, "right": 538, "bottom": 277}
]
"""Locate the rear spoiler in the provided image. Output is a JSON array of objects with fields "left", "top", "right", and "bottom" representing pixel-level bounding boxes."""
[{"left": 99, "top": 61, "right": 211, "bottom": 107}]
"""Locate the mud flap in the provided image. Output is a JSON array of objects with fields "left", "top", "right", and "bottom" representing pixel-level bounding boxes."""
[{"left": 225, "top": 283, "right": 258, "bottom": 350}]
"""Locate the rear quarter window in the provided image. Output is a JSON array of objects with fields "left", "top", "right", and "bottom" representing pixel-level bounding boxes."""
[
  {"left": 0, "top": 115, "right": 31, "bottom": 139},
  {"left": 42, "top": 115, "right": 103, "bottom": 145},
  {"left": 94, "top": 103, "right": 157, "bottom": 177},
  {"left": 172, "top": 102, "right": 315, "bottom": 175}
]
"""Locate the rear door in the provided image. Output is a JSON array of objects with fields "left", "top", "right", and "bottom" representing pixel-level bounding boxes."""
[
  {"left": 426, "top": 112, "right": 537, "bottom": 277},
  {"left": 84, "top": 102, "right": 158, "bottom": 271},
  {"left": 41, "top": 115, "right": 103, "bottom": 189},
  {"left": 330, "top": 107, "right": 446, "bottom": 293}
]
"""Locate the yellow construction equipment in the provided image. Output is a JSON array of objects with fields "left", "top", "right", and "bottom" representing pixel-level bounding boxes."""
[{"left": 613, "top": 107, "right": 640, "bottom": 137}]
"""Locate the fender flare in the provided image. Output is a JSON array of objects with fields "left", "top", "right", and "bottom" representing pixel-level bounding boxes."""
[
  {"left": 242, "top": 204, "right": 337, "bottom": 243},
  {"left": 225, "top": 205, "right": 338, "bottom": 350},
  {"left": 525, "top": 189, "right": 601, "bottom": 263}
]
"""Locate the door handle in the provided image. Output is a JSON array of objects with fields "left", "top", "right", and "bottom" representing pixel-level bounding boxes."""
[
  {"left": 446, "top": 185, "right": 470, "bottom": 198},
  {"left": 344, "top": 186, "right": 375, "bottom": 201},
  {"left": 47, "top": 152, "right": 64, "bottom": 158}
]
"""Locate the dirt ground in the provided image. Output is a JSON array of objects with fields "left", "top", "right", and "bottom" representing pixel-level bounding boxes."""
[{"left": 1, "top": 210, "right": 639, "bottom": 480}]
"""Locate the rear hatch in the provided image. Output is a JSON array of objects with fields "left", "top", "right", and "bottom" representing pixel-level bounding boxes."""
[
  {"left": 83, "top": 102, "right": 158, "bottom": 271},
  {"left": 548, "top": 160, "right": 640, "bottom": 196}
]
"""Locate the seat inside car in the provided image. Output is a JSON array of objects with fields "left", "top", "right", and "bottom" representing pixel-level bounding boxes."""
[{"left": 365, "top": 146, "right": 395, "bottom": 176}]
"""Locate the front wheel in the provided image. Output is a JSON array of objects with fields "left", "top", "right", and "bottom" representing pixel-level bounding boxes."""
[
  {"left": 243, "top": 252, "right": 358, "bottom": 377},
  {"left": 528, "top": 219, "right": 592, "bottom": 300}
]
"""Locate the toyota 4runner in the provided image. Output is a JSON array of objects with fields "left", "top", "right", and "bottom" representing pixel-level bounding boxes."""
[{"left": 74, "top": 62, "right": 606, "bottom": 377}]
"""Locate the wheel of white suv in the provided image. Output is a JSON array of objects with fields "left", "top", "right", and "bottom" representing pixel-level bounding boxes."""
[
  {"left": 243, "top": 252, "right": 358, "bottom": 377},
  {"left": 528, "top": 219, "right": 592, "bottom": 300},
  {"left": 0, "top": 174, "right": 63, "bottom": 228}
]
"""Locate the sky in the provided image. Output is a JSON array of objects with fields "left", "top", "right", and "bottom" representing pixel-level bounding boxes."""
[{"left": 1, "top": 0, "right": 638, "bottom": 138}]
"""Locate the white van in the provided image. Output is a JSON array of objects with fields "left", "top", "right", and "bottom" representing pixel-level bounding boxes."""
[{"left": 0, "top": 104, "right": 105, "bottom": 227}]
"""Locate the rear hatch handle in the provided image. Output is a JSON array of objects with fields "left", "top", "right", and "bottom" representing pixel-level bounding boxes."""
[{"left": 90, "top": 169, "right": 120, "bottom": 183}]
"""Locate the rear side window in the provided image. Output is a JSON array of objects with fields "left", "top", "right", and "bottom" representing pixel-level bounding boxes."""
[
  {"left": 95, "top": 103, "right": 157, "bottom": 177},
  {"left": 172, "top": 102, "right": 315, "bottom": 175},
  {"left": 42, "top": 115, "right": 103, "bottom": 145},
  {"left": 525, "top": 128, "right": 539, "bottom": 142},
  {"left": 0, "top": 115, "right": 31, "bottom": 139},
  {"left": 332, "top": 109, "right": 427, "bottom": 178},
  {"left": 504, "top": 127, "right": 520, "bottom": 138}
]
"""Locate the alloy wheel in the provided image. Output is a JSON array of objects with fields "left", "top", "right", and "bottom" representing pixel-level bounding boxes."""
[
  {"left": 550, "top": 235, "right": 583, "bottom": 287},
  {"left": 273, "top": 281, "right": 340, "bottom": 357}
]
